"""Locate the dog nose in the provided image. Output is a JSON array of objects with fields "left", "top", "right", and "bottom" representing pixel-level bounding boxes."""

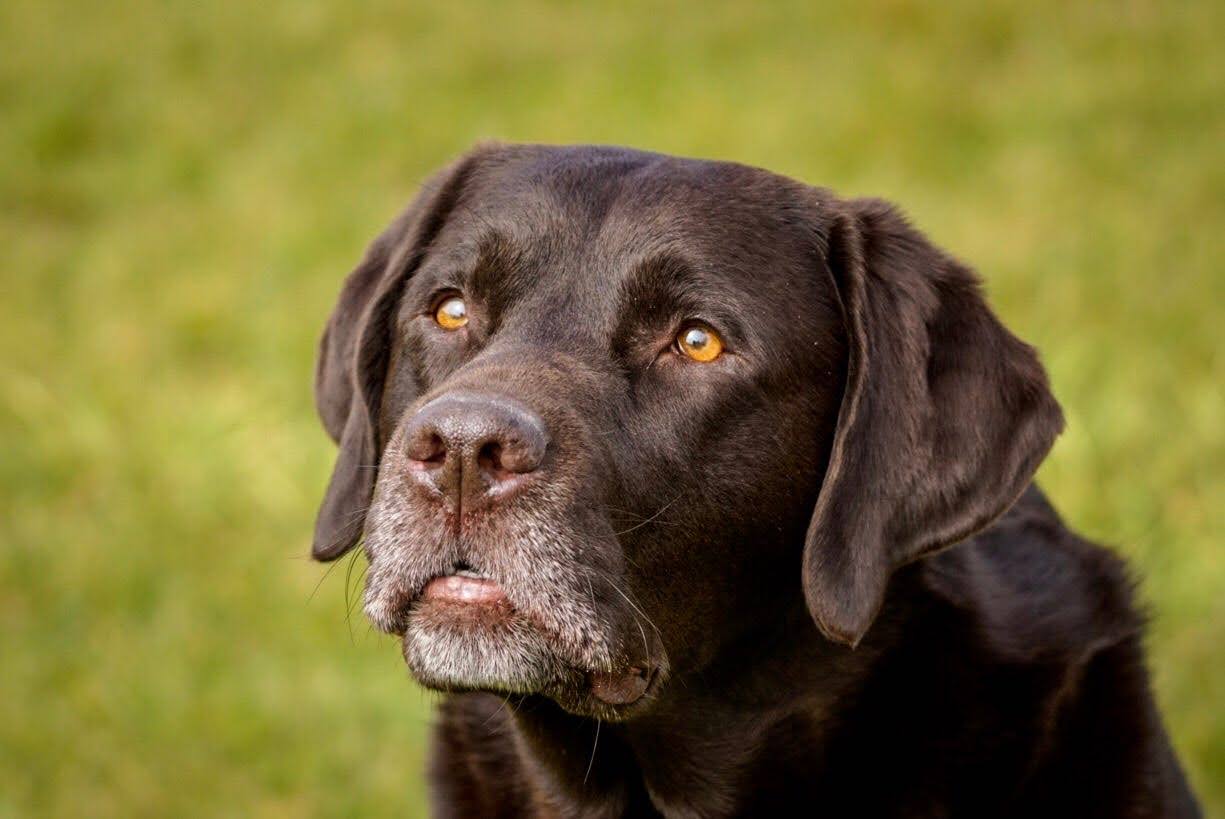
[{"left": 402, "top": 393, "right": 549, "bottom": 509}]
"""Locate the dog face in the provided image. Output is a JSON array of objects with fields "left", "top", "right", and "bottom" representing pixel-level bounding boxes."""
[{"left": 312, "top": 144, "right": 1063, "bottom": 720}]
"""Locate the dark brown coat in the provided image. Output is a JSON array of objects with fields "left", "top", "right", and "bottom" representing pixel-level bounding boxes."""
[{"left": 312, "top": 144, "right": 1199, "bottom": 818}]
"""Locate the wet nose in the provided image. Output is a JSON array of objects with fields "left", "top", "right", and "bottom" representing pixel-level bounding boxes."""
[{"left": 402, "top": 393, "right": 549, "bottom": 510}]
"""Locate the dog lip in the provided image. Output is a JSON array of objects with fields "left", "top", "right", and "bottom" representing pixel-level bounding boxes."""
[
  {"left": 589, "top": 664, "right": 656, "bottom": 706},
  {"left": 422, "top": 574, "right": 508, "bottom": 604}
]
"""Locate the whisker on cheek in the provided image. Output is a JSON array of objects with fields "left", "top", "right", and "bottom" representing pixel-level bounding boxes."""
[{"left": 610, "top": 493, "right": 682, "bottom": 536}]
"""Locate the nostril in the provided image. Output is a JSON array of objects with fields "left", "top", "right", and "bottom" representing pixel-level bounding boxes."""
[
  {"left": 477, "top": 441, "right": 505, "bottom": 476},
  {"left": 496, "top": 435, "right": 545, "bottom": 475},
  {"left": 477, "top": 434, "right": 545, "bottom": 482},
  {"left": 407, "top": 432, "right": 447, "bottom": 467}
]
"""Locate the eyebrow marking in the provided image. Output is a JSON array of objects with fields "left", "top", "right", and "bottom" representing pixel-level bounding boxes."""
[
  {"left": 618, "top": 253, "right": 746, "bottom": 326},
  {"left": 461, "top": 229, "right": 537, "bottom": 321},
  {"left": 617, "top": 253, "right": 700, "bottom": 312}
]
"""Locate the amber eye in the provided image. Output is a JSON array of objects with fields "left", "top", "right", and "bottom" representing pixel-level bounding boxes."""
[
  {"left": 433, "top": 295, "right": 468, "bottom": 330},
  {"left": 676, "top": 324, "right": 724, "bottom": 362}
]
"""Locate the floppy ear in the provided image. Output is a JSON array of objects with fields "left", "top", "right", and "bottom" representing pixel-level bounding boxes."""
[
  {"left": 312, "top": 152, "right": 484, "bottom": 560},
  {"left": 804, "top": 198, "right": 1065, "bottom": 646}
]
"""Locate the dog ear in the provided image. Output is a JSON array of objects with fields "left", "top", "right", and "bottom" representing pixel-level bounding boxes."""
[
  {"left": 311, "top": 151, "right": 486, "bottom": 561},
  {"left": 803, "top": 198, "right": 1065, "bottom": 646}
]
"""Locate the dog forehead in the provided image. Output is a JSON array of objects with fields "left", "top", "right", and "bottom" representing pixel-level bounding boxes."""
[
  {"left": 464, "top": 145, "right": 809, "bottom": 239},
  {"left": 432, "top": 146, "right": 824, "bottom": 296}
]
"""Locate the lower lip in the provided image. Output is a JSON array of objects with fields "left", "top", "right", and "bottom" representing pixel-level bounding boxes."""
[
  {"left": 589, "top": 667, "right": 653, "bottom": 706},
  {"left": 422, "top": 575, "right": 508, "bottom": 605}
]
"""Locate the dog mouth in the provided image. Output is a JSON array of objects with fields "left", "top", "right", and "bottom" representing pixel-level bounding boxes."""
[
  {"left": 421, "top": 564, "right": 508, "bottom": 606},
  {"left": 389, "top": 561, "right": 663, "bottom": 714}
]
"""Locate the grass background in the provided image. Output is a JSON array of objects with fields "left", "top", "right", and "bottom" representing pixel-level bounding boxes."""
[{"left": 2, "top": 0, "right": 1222, "bottom": 815}]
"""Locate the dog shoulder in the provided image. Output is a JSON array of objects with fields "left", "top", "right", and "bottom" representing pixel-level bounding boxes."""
[
  {"left": 920, "top": 485, "right": 1200, "bottom": 817},
  {"left": 922, "top": 483, "right": 1142, "bottom": 665}
]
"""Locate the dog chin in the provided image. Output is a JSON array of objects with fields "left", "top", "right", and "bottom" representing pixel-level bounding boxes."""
[{"left": 402, "top": 605, "right": 565, "bottom": 694}]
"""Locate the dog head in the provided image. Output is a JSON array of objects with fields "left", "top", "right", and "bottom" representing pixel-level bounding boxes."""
[{"left": 312, "top": 144, "right": 1063, "bottom": 719}]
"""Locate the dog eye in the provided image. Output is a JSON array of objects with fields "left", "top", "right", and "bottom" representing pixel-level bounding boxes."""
[
  {"left": 676, "top": 324, "right": 724, "bottom": 362},
  {"left": 433, "top": 295, "right": 468, "bottom": 330}
]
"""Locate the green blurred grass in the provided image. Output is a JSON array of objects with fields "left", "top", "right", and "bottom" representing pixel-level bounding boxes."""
[{"left": 1, "top": 1, "right": 1222, "bottom": 815}]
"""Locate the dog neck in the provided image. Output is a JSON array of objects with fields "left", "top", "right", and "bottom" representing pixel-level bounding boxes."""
[{"left": 504, "top": 588, "right": 907, "bottom": 817}]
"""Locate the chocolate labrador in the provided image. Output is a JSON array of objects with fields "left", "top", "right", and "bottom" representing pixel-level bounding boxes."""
[{"left": 311, "top": 144, "right": 1199, "bottom": 817}]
